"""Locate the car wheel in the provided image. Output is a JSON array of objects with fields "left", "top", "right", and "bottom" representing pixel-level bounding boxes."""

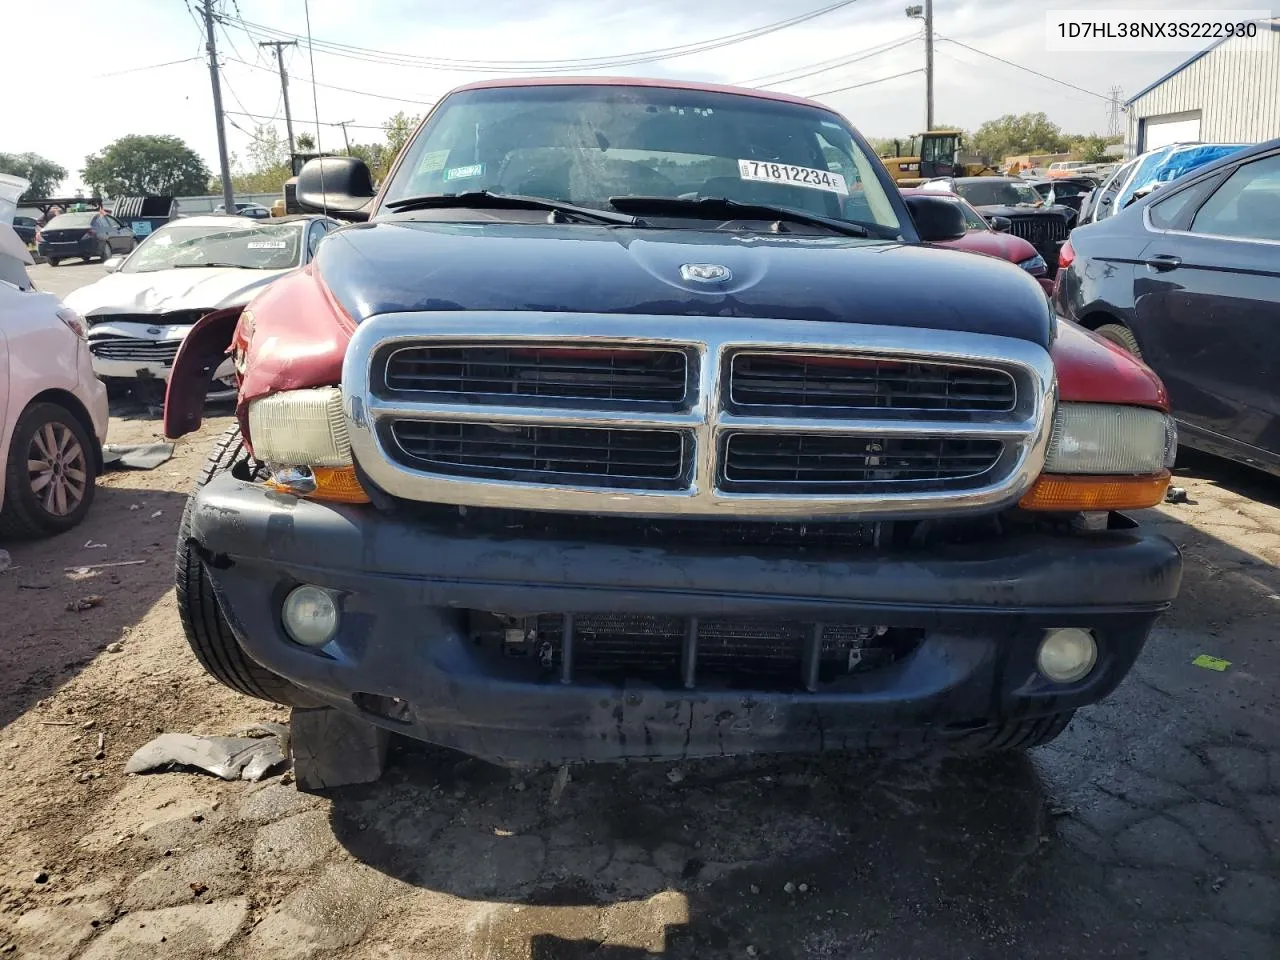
[
  {"left": 47, "top": 258, "right": 59, "bottom": 267},
  {"left": 1094, "top": 323, "right": 1143, "bottom": 359},
  {"left": 948, "top": 711, "right": 1075, "bottom": 754},
  {"left": 176, "top": 425, "right": 320, "bottom": 707},
  {"left": 99, "top": 241, "right": 112, "bottom": 262},
  {"left": 0, "top": 402, "right": 98, "bottom": 539}
]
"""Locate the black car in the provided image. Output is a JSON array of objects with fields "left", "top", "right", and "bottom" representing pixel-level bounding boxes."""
[
  {"left": 922, "top": 177, "right": 1073, "bottom": 274},
  {"left": 1028, "top": 176, "right": 1098, "bottom": 215},
  {"left": 1055, "top": 137, "right": 1280, "bottom": 475},
  {"left": 37, "top": 211, "right": 136, "bottom": 266},
  {"left": 12, "top": 215, "right": 38, "bottom": 246}
]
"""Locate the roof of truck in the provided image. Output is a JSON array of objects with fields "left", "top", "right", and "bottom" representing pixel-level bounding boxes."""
[{"left": 448, "top": 75, "right": 826, "bottom": 109}]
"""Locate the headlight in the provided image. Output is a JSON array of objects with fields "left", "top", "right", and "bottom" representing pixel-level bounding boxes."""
[
  {"left": 248, "top": 388, "right": 369, "bottom": 504},
  {"left": 1017, "top": 253, "right": 1047, "bottom": 276},
  {"left": 247, "top": 387, "right": 351, "bottom": 466},
  {"left": 1045, "top": 403, "right": 1176, "bottom": 475}
]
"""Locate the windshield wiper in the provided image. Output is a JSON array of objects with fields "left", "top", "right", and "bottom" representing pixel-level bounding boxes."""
[
  {"left": 169, "top": 262, "right": 253, "bottom": 269},
  {"left": 384, "top": 190, "right": 642, "bottom": 226},
  {"left": 608, "top": 195, "right": 892, "bottom": 239}
]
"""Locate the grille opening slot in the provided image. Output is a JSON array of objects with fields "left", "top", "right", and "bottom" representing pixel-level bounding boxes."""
[
  {"left": 469, "top": 612, "right": 923, "bottom": 691},
  {"left": 380, "top": 344, "right": 691, "bottom": 409},
  {"left": 720, "top": 433, "right": 1005, "bottom": 494},
  {"left": 385, "top": 420, "right": 692, "bottom": 490},
  {"left": 729, "top": 351, "right": 1016, "bottom": 414}
]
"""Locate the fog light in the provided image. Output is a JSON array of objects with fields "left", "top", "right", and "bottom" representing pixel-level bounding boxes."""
[
  {"left": 282, "top": 585, "right": 339, "bottom": 647},
  {"left": 1037, "top": 628, "right": 1097, "bottom": 683}
]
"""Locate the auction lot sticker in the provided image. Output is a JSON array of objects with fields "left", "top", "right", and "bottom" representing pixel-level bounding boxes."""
[{"left": 738, "top": 159, "right": 849, "bottom": 195}]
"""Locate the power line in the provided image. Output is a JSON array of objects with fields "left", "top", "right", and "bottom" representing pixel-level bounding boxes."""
[
  {"left": 936, "top": 36, "right": 1111, "bottom": 101},
  {"left": 741, "top": 34, "right": 919, "bottom": 88},
  {"left": 802, "top": 68, "right": 924, "bottom": 99},
  {"left": 222, "top": 55, "right": 436, "bottom": 106},
  {"left": 97, "top": 56, "right": 202, "bottom": 78},
  {"left": 224, "top": 110, "right": 384, "bottom": 131},
  {"left": 220, "top": 2, "right": 859, "bottom": 72}
]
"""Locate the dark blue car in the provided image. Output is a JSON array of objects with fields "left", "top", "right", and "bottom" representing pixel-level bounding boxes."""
[
  {"left": 1055, "top": 137, "right": 1280, "bottom": 476},
  {"left": 36, "top": 211, "right": 136, "bottom": 266}
]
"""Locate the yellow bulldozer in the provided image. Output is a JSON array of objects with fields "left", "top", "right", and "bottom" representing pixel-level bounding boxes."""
[{"left": 879, "top": 130, "right": 1000, "bottom": 187}]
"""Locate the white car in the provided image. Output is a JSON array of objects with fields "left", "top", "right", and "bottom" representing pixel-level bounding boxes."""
[
  {"left": 64, "top": 215, "right": 339, "bottom": 398},
  {"left": 0, "top": 223, "right": 109, "bottom": 539}
]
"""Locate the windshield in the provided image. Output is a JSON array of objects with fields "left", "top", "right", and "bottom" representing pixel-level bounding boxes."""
[
  {"left": 382, "top": 84, "right": 901, "bottom": 233},
  {"left": 46, "top": 213, "right": 95, "bottom": 230},
  {"left": 122, "top": 222, "right": 304, "bottom": 273},
  {"left": 953, "top": 180, "right": 1043, "bottom": 207},
  {"left": 953, "top": 198, "right": 990, "bottom": 230}
]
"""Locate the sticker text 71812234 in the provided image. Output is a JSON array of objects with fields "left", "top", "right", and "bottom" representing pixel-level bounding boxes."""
[{"left": 738, "top": 159, "right": 849, "bottom": 195}]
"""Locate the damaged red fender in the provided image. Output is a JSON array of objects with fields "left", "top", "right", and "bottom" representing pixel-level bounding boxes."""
[
  {"left": 163, "top": 306, "right": 245, "bottom": 440},
  {"left": 162, "top": 266, "right": 356, "bottom": 447},
  {"left": 1050, "top": 317, "right": 1169, "bottom": 412}
]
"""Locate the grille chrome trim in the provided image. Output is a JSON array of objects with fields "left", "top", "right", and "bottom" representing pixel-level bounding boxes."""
[{"left": 344, "top": 312, "right": 1056, "bottom": 520}]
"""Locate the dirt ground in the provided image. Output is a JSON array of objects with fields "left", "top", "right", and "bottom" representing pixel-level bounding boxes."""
[{"left": 1, "top": 261, "right": 1278, "bottom": 959}]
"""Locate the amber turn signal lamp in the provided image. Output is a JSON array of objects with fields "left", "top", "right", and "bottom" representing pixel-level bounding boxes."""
[
  {"left": 1019, "top": 472, "right": 1171, "bottom": 512},
  {"left": 266, "top": 466, "right": 371, "bottom": 504}
]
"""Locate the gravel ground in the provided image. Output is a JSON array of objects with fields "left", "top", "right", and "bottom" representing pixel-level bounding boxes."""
[{"left": 1, "top": 261, "right": 1277, "bottom": 959}]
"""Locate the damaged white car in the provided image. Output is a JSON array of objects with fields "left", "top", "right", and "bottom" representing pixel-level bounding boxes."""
[{"left": 64, "top": 214, "right": 339, "bottom": 400}]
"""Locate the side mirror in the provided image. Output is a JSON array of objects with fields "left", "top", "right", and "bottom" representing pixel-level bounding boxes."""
[
  {"left": 297, "top": 157, "right": 376, "bottom": 222},
  {"left": 902, "top": 194, "right": 967, "bottom": 243},
  {"left": 103, "top": 256, "right": 125, "bottom": 274},
  {"left": 988, "top": 215, "right": 1012, "bottom": 233}
]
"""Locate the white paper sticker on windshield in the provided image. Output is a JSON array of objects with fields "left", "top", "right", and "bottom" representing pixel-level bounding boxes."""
[
  {"left": 246, "top": 240, "right": 288, "bottom": 249},
  {"left": 417, "top": 149, "right": 450, "bottom": 175},
  {"left": 444, "top": 163, "right": 484, "bottom": 182},
  {"left": 737, "top": 159, "right": 849, "bottom": 195}
]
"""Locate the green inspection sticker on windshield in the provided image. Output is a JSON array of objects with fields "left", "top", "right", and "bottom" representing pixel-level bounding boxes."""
[
  {"left": 444, "top": 163, "right": 484, "bottom": 182},
  {"left": 738, "top": 159, "right": 848, "bottom": 195}
]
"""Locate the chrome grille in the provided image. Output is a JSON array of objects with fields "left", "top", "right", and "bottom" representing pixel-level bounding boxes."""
[
  {"left": 344, "top": 313, "right": 1055, "bottom": 520},
  {"left": 721, "top": 433, "right": 1004, "bottom": 492},
  {"left": 382, "top": 344, "right": 689, "bottom": 407},
  {"left": 89, "top": 338, "right": 182, "bottom": 365},
  {"left": 729, "top": 352, "right": 1015, "bottom": 413},
  {"left": 387, "top": 420, "right": 690, "bottom": 489},
  {"left": 1006, "top": 215, "right": 1070, "bottom": 246}
]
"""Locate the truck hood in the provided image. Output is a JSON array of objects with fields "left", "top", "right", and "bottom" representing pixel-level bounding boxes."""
[
  {"left": 316, "top": 219, "right": 1053, "bottom": 347},
  {"left": 63, "top": 265, "right": 291, "bottom": 317}
]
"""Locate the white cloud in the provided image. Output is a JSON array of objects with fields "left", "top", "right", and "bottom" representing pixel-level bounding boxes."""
[{"left": 0, "top": 0, "right": 1250, "bottom": 194}]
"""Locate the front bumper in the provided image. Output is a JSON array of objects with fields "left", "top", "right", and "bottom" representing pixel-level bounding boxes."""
[
  {"left": 189, "top": 476, "right": 1182, "bottom": 765},
  {"left": 87, "top": 321, "right": 234, "bottom": 383}
]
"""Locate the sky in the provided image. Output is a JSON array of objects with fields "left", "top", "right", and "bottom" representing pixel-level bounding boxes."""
[{"left": 0, "top": 0, "right": 1251, "bottom": 194}]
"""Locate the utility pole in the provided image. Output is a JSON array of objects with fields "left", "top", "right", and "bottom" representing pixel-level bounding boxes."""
[
  {"left": 906, "top": 2, "right": 935, "bottom": 130},
  {"left": 336, "top": 121, "right": 354, "bottom": 154},
  {"left": 202, "top": 0, "right": 235, "bottom": 215},
  {"left": 259, "top": 40, "right": 299, "bottom": 159},
  {"left": 924, "top": 0, "right": 934, "bottom": 130}
]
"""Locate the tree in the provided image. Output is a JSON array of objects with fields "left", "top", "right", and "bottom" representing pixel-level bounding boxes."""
[
  {"left": 295, "top": 131, "right": 316, "bottom": 152},
  {"left": 382, "top": 112, "right": 421, "bottom": 170},
  {"left": 969, "top": 113, "right": 1069, "bottom": 164},
  {"left": 208, "top": 126, "right": 293, "bottom": 195},
  {"left": 0, "top": 152, "right": 68, "bottom": 200},
  {"left": 1068, "top": 133, "right": 1122, "bottom": 163},
  {"left": 82, "top": 135, "right": 211, "bottom": 196}
]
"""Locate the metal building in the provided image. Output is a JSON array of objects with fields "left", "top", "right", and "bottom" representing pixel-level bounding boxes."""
[{"left": 1124, "top": 19, "right": 1280, "bottom": 155}]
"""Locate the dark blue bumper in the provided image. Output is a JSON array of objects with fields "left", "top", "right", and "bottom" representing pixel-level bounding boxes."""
[{"left": 189, "top": 475, "right": 1182, "bottom": 765}]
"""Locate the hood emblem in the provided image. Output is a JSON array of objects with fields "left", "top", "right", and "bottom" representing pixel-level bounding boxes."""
[
  {"left": 147, "top": 326, "right": 162, "bottom": 335},
  {"left": 680, "top": 263, "right": 732, "bottom": 284}
]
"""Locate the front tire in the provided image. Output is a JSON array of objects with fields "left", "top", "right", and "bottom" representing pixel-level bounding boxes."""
[
  {"left": 0, "top": 402, "right": 98, "bottom": 539},
  {"left": 99, "top": 241, "right": 112, "bottom": 262},
  {"left": 949, "top": 711, "right": 1075, "bottom": 755},
  {"left": 1094, "top": 323, "right": 1143, "bottom": 359},
  {"left": 176, "top": 426, "right": 319, "bottom": 706}
]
